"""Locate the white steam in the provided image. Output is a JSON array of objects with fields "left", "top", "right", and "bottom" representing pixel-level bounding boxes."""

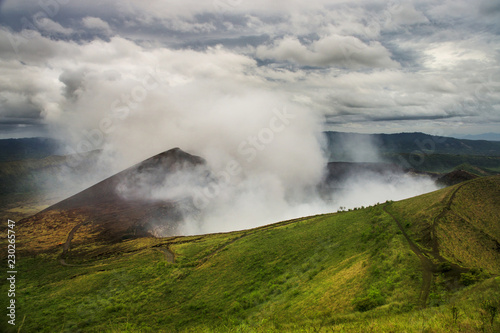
[
  {"left": 31, "top": 38, "right": 440, "bottom": 236},
  {"left": 332, "top": 172, "right": 439, "bottom": 210}
]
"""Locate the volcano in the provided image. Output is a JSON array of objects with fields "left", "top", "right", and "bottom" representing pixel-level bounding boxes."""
[{"left": 20, "top": 148, "right": 208, "bottom": 244}]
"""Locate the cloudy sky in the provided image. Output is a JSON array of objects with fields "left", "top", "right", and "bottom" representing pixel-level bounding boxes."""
[{"left": 0, "top": 0, "right": 499, "bottom": 143}]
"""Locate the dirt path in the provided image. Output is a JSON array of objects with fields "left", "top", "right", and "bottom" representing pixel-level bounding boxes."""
[
  {"left": 429, "top": 183, "right": 466, "bottom": 258},
  {"left": 194, "top": 216, "right": 323, "bottom": 268},
  {"left": 196, "top": 233, "right": 249, "bottom": 268},
  {"left": 57, "top": 215, "right": 311, "bottom": 267},
  {"left": 383, "top": 206, "right": 434, "bottom": 308},
  {"left": 59, "top": 220, "right": 90, "bottom": 266},
  {"left": 383, "top": 183, "right": 470, "bottom": 307},
  {"left": 156, "top": 247, "right": 175, "bottom": 263}
]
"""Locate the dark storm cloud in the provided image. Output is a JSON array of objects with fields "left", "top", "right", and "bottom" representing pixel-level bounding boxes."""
[{"left": 479, "top": 0, "right": 500, "bottom": 16}]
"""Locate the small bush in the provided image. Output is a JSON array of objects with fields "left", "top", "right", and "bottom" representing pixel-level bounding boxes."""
[
  {"left": 461, "top": 268, "right": 489, "bottom": 286},
  {"left": 353, "top": 288, "right": 385, "bottom": 312},
  {"left": 438, "top": 262, "right": 452, "bottom": 272}
]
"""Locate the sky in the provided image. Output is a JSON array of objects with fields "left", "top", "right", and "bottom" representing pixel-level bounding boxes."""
[{"left": 0, "top": 0, "right": 499, "bottom": 142}]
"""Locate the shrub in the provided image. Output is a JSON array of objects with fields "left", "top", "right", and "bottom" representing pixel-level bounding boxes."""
[
  {"left": 438, "top": 262, "right": 452, "bottom": 272},
  {"left": 460, "top": 268, "right": 489, "bottom": 286},
  {"left": 353, "top": 288, "right": 385, "bottom": 312}
]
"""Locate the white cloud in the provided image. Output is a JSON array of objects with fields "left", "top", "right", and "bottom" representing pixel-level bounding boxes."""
[
  {"left": 82, "top": 17, "right": 113, "bottom": 34},
  {"left": 384, "top": 2, "right": 429, "bottom": 29},
  {"left": 36, "top": 18, "right": 74, "bottom": 35},
  {"left": 0, "top": 0, "right": 498, "bottom": 138},
  {"left": 256, "top": 35, "right": 400, "bottom": 68},
  {"left": 0, "top": 56, "right": 64, "bottom": 123},
  {"left": 423, "top": 41, "right": 492, "bottom": 70}
]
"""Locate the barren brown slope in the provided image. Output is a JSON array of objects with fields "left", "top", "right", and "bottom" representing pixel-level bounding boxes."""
[
  {"left": 18, "top": 148, "right": 208, "bottom": 252},
  {"left": 46, "top": 147, "right": 205, "bottom": 211}
]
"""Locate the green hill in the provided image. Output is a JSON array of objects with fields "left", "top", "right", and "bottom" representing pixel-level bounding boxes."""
[{"left": 2, "top": 176, "right": 500, "bottom": 332}]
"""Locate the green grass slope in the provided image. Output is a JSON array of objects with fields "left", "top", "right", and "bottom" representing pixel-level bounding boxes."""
[
  {"left": 2, "top": 176, "right": 500, "bottom": 332},
  {"left": 388, "top": 176, "right": 500, "bottom": 276}
]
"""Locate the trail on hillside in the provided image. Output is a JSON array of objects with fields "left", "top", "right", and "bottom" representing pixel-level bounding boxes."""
[
  {"left": 155, "top": 247, "right": 175, "bottom": 263},
  {"left": 424, "top": 183, "right": 470, "bottom": 276},
  {"left": 59, "top": 219, "right": 91, "bottom": 266},
  {"left": 194, "top": 215, "right": 323, "bottom": 268},
  {"left": 383, "top": 183, "right": 470, "bottom": 307},
  {"left": 382, "top": 206, "right": 434, "bottom": 308},
  {"left": 196, "top": 233, "right": 250, "bottom": 267},
  {"left": 429, "top": 183, "right": 467, "bottom": 260}
]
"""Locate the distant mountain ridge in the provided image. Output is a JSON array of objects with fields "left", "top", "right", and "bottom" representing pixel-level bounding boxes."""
[
  {"left": 325, "top": 132, "right": 500, "bottom": 156},
  {"left": 0, "top": 137, "right": 61, "bottom": 162},
  {"left": 324, "top": 131, "right": 500, "bottom": 158},
  {"left": 2, "top": 132, "right": 499, "bottom": 163},
  {"left": 454, "top": 133, "right": 500, "bottom": 141},
  {"left": 324, "top": 131, "right": 500, "bottom": 174}
]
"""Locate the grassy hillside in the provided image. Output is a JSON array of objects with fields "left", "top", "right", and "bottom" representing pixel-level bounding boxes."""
[
  {"left": 1, "top": 176, "right": 500, "bottom": 332},
  {"left": 388, "top": 176, "right": 500, "bottom": 276}
]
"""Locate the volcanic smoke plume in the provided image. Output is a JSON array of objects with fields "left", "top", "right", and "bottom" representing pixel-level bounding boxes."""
[{"left": 36, "top": 48, "right": 438, "bottom": 236}]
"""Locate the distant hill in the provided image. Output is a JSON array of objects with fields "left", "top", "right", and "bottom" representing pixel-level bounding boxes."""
[
  {"left": 436, "top": 170, "right": 478, "bottom": 186},
  {"left": 324, "top": 131, "right": 500, "bottom": 158},
  {"left": 10, "top": 175, "right": 500, "bottom": 332},
  {"left": 325, "top": 131, "right": 500, "bottom": 173},
  {"left": 0, "top": 150, "right": 102, "bottom": 197},
  {"left": 0, "top": 137, "right": 61, "bottom": 162},
  {"left": 455, "top": 133, "right": 500, "bottom": 141}
]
